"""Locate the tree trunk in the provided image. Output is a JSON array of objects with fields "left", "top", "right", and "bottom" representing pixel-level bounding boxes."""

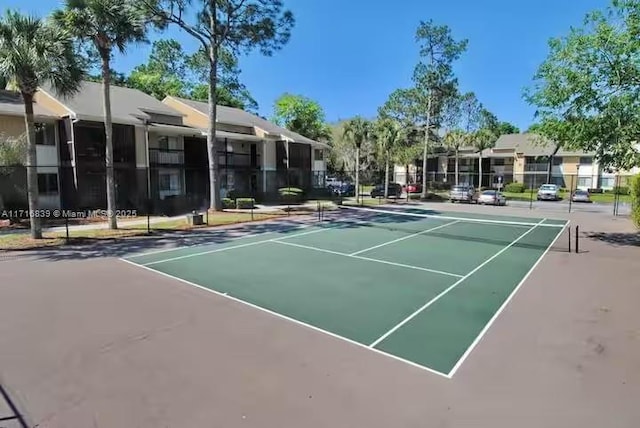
[
  {"left": 383, "top": 152, "right": 389, "bottom": 199},
  {"left": 22, "top": 92, "right": 41, "bottom": 239},
  {"left": 455, "top": 149, "right": 459, "bottom": 185},
  {"left": 478, "top": 153, "right": 483, "bottom": 189},
  {"left": 355, "top": 145, "right": 360, "bottom": 203},
  {"left": 207, "top": 44, "right": 221, "bottom": 211},
  {"left": 101, "top": 55, "right": 117, "bottom": 229},
  {"left": 420, "top": 93, "right": 432, "bottom": 199}
]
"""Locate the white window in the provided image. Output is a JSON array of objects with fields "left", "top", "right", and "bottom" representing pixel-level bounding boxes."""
[
  {"left": 579, "top": 156, "right": 593, "bottom": 165},
  {"left": 599, "top": 177, "right": 615, "bottom": 188},
  {"left": 314, "top": 149, "right": 324, "bottom": 161},
  {"left": 577, "top": 177, "right": 592, "bottom": 188}
]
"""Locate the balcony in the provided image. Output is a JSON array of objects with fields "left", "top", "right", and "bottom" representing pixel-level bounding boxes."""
[{"left": 150, "top": 149, "right": 184, "bottom": 165}]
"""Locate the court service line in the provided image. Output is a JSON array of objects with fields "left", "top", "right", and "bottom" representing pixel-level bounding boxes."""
[
  {"left": 446, "top": 219, "right": 570, "bottom": 377},
  {"left": 118, "top": 258, "right": 451, "bottom": 379},
  {"left": 368, "top": 218, "right": 548, "bottom": 348},
  {"left": 271, "top": 240, "right": 463, "bottom": 278},
  {"left": 349, "top": 220, "right": 461, "bottom": 256},
  {"left": 142, "top": 225, "right": 339, "bottom": 266}
]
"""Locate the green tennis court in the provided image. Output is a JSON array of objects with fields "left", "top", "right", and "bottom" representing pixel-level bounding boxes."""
[{"left": 122, "top": 206, "right": 570, "bottom": 377}]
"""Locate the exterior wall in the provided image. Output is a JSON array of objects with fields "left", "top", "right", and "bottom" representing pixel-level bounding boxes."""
[
  {"left": 0, "top": 115, "right": 61, "bottom": 209},
  {"left": 33, "top": 90, "right": 73, "bottom": 116},
  {"left": 438, "top": 156, "right": 448, "bottom": 174},
  {"left": 311, "top": 148, "right": 323, "bottom": 171},
  {"left": 162, "top": 97, "right": 208, "bottom": 129},
  {"left": 263, "top": 140, "right": 277, "bottom": 170},
  {"left": 0, "top": 114, "right": 27, "bottom": 140},
  {"left": 513, "top": 154, "right": 525, "bottom": 178},
  {"left": 135, "top": 126, "right": 147, "bottom": 168}
]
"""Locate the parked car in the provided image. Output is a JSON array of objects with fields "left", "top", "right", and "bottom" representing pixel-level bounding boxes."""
[
  {"left": 449, "top": 185, "right": 477, "bottom": 203},
  {"left": 477, "top": 190, "right": 507, "bottom": 206},
  {"left": 371, "top": 183, "right": 402, "bottom": 198},
  {"left": 537, "top": 184, "right": 561, "bottom": 201},
  {"left": 405, "top": 183, "right": 423, "bottom": 194},
  {"left": 332, "top": 183, "right": 355, "bottom": 197},
  {"left": 571, "top": 189, "right": 592, "bottom": 203}
]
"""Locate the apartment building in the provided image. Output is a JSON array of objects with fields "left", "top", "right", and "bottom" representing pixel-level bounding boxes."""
[
  {"left": 0, "top": 82, "right": 327, "bottom": 214},
  {"left": 391, "top": 133, "right": 637, "bottom": 190}
]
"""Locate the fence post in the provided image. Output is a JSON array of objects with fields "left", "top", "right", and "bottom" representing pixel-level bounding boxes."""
[
  {"left": 568, "top": 174, "right": 574, "bottom": 213},
  {"left": 529, "top": 174, "right": 535, "bottom": 210},
  {"left": 575, "top": 225, "right": 579, "bottom": 253},
  {"left": 65, "top": 215, "right": 70, "bottom": 244},
  {"left": 613, "top": 173, "right": 620, "bottom": 217}
]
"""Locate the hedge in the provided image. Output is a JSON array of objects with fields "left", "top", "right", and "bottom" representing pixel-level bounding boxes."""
[
  {"left": 278, "top": 187, "right": 304, "bottom": 203},
  {"left": 235, "top": 198, "right": 255, "bottom": 209},
  {"left": 504, "top": 182, "right": 526, "bottom": 193},
  {"left": 222, "top": 198, "right": 235, "bottom": 209},
  {"left": 630, "top": 174, "right": 640, "bottom": 228},
  {"left": 604, "top": 186, "right": 629, "bottom": 195}
]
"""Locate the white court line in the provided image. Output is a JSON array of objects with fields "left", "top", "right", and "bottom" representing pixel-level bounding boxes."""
[
  {"left": 118, "top": 258, "right": 451, "bottom": 379},
  {"left": 127, "top": 221, "right": 318, "bottom": 258},
  {"left": 349, "top": 220, "right": 461, "bottom": 256},
  {"left": 272, "top": 240, "right": 463, "bottom": 279},
  {"left": 446, "top": 219, "right": 570, "bottom": 377},
  {"left": 368, "top": 218, "right": 548, "bottom": 348},
  {"left": 142, "top": 225, "right": 339, "bottom": 266},
  {"left": 338, "top": 205, "right": 561, "bottom": 228},
  {"left": 127, "top": 231, "right": 275, "bottom": 258}
]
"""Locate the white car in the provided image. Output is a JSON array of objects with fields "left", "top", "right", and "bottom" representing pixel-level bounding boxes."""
[
  {"left": 537, "top": 184, "right": 560, "bottom": 201},
  {"left": 477, "top": 190, "right": 507, "bottom": 206}
]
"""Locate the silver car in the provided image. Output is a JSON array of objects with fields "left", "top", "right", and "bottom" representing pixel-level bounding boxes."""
[
  {"left": 477, "top": 190, "right": 507, "bottom": 206},
  {"left": 449, "top": 185, "right": 477, "bottom": 203},
  {"left": 571, "top": 189, "right": 591, "bottom": 203},
  {"left": 537, "top": 184, "right": 560, "bottom": 201}
]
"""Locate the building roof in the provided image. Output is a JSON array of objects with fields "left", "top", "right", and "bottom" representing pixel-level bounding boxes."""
[
  {"left": 492, "top": 133, "right": 556, "bottom": 157},
  {"left": 39, "top": 81, "right": 184, "bottom": 125},
  {"left": 491, "top": 133, "right": 595, "bottom": 157},
  {"left": 167, "top": 96, "right": 327, "bottom": 148},
  {"left": 0, "top": 90, "right": 58, "bottom": 119}
]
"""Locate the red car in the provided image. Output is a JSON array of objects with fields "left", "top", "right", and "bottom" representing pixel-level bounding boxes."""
[{"left": 405, "top": 183, "right": 423, "bottom": 194}]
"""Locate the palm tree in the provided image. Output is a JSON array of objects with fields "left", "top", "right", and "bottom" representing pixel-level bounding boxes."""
[
  {"left": 0, "top": 11, "right": 84, "bottom": 239},
  {"left": 393, "top": 128, "right": 423, "bottom": 193},
  {"left": 54, "top": 0, "right": 147, "bottom": 230},
  {"left": 472, "top": 128, "right": 497, "bottom": 188},
  {"left": 342, "top": 116, "right": 373, "bottom": 203},
  {"left": 443, "top": 129, "right": 466, "bottom": 185},
  {"left": 375, "top": 118, "right": 402, "bottom": 199}
]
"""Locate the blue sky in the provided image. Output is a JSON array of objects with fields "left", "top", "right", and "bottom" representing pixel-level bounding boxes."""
[{"left": 2, "top": 0, "right": 609, "bottom": 129}]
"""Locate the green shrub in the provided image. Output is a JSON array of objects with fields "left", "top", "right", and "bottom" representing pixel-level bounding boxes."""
[
  {"left": 630, "top": 174, "right": 640, "bottom": 228},
  {"left": 278, "top": 187, "right": 305, "bottom": 204},
  {"left": 222, "top": 198, "right": 235, "bottom": 209},
  {"left": 604, "top": 186, "right": 629, "bottom": 195},
  {"left": 615, "top": 186, "right": 629, "bottom": 195},
  {"left": 235, "top": 198, "right": 255, "bottom": 209},
  {"left": 504, "top": 182, "right": 525, "bottom": 193}
]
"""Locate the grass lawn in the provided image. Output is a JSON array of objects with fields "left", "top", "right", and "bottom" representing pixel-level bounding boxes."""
[
  {"left": 0, "top": 211, "right": 291, "bottom": 251},
  {"left": 500, "top": 190, "right": 631, "bottom": 204}
]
